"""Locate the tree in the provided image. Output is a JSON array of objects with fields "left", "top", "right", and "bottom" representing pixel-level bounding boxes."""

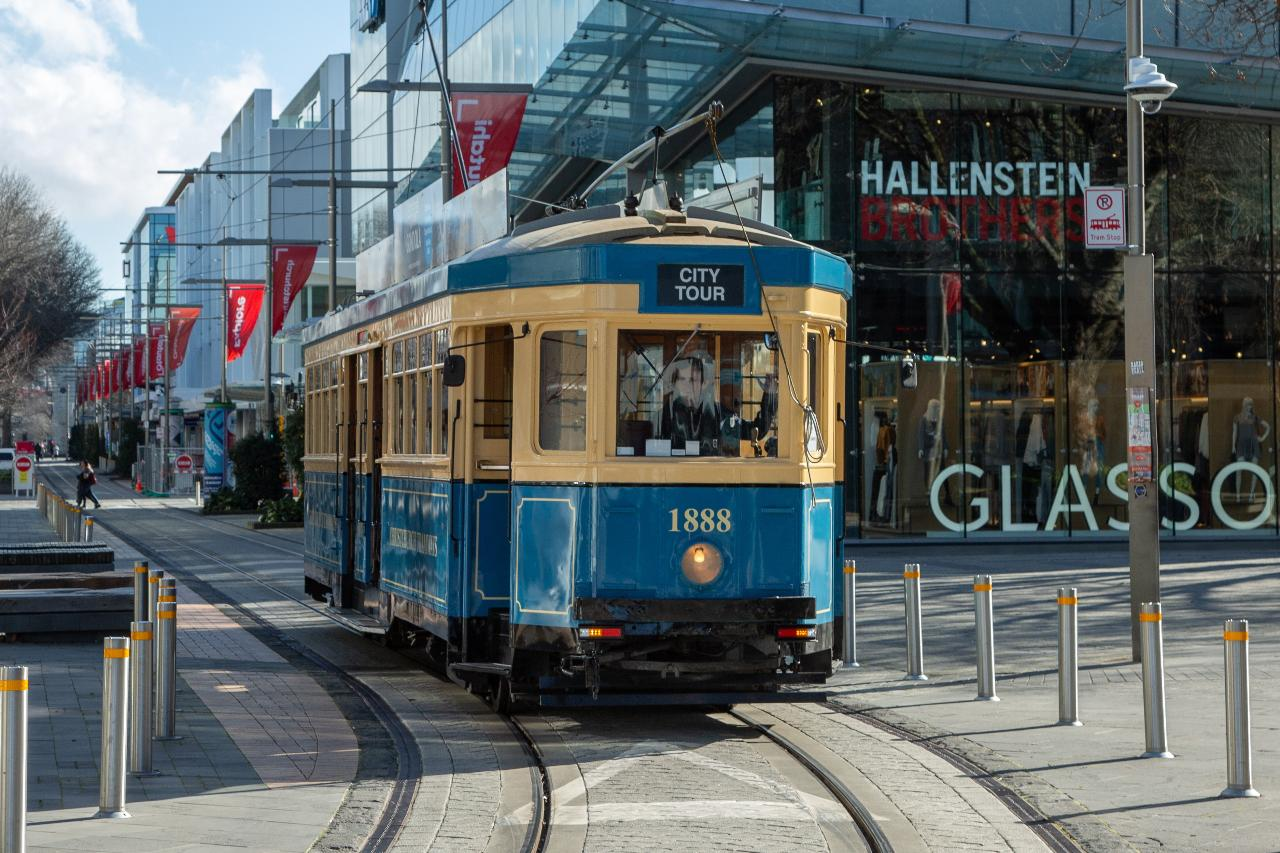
[
  {"left": 0, "top": 168, "right": 99, "bottom": 444},
  {"left": 282, "top": 404, "right": 305, "bottom": 487},
  {"left": 228, "top": 432, "right": 287, "bottom": 506}
]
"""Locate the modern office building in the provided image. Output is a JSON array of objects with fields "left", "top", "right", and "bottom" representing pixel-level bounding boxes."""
[
  {"left": 351, "top": 0, "right": 1280, "bottom": 539},
  {"left": 172, "top": 53, "right": 356, "bottom": 435}
]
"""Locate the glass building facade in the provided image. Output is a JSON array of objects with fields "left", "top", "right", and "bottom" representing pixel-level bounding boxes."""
[{"left": 355, "top": 0, "right": 1280, "bottom": 539}]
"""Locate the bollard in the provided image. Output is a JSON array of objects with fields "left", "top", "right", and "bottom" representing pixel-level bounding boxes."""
[
  {"left": 1221, "top": 619, "right": 1259, "bottom": 798},
  {"left": 1139, "top": 602, "right": 1173, "bottom": 758},
  {"left": 84, "top": 516, "right": 94, "bottom": 543},
  {"left": 154, "top": 600, "right": 179, "bottom": 740},
  {"left": 147, "top": 569, "right": 164, "bottom": 623},
  {"left": 0, "top": 665, "right": 28, "bottom": 852},
  {"left": 974, "top": 575, "right": 998, "bottom": 701},
  {"left": 903, "top": 563, "right": 926, "bottom": 680},
  {"left": 156, "top": 580, "right": 176, "bottom": 696},
  {"left": 132, "top": 561, "right": 149, "bottom": 625},
  {"left": 841, "top": 558, "right": 859, "bottom": 668},
  {"left": 95, "top": 637, "right": 130, "bottom": 819},
  {"left": 194, "top": 479, "right": 202, "bottom": 507},
  {"left": 72, "top": 508, "right": 82, "bottom": 544},
  {"left": 128, "top": 621, "right": 157, "bottom": 777},
  {"left": 1057, "top": 587, "right": 1082, "bottom": 726}
]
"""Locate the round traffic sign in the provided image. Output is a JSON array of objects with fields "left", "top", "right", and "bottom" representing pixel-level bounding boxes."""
[
  {"left": 14, "top": 457, "right": 31, "bottom": 473},
  {"left": 175, "top": 454, "right": 194, "bottom": 474}
]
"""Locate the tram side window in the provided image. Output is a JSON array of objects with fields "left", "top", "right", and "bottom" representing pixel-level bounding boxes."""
[
  {"left": 390, "top": 341, "right": 404, "bottom": 454},
  {"left": 616, "top": 329, "right": 779, "bottom": 458},
  {"left": 539, "top": 330, "right": 588, "bottom": 451},
  {"left": 436, "top": 329, "right": 450, "bottom": 455},
  {"left": 405, "top": 337, "right": 417, "bottom": 454},
  {"left": 418, "top": 333, "right": 433, "bottom": 454}
]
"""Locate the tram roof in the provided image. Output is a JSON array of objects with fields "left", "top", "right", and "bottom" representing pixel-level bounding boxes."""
[{"left": 303, "top": 204, "right": 851, "bottom": 347}]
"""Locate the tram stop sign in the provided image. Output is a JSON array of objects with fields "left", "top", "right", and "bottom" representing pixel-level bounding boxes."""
[
  {"left": 1085, "top": 187, "right": 1126, "bottom": 249},
  {"left": 175, "top": 454, "right": 194, "bottom": 474}
]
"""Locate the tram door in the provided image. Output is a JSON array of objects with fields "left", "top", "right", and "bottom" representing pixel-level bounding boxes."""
[
  {"left": 355, "top": 348, "right": 384, "bottom": 599},
  {"left": 465, "top": 325, "right": 515, "bottom": 650},
  {"left": 337, "top": 353, "right": 357, "bottom": 608}
]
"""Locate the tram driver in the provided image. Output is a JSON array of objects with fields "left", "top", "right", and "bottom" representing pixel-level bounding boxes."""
[{"left": 661, "top": 356, "right": 722, "bottom": 456}]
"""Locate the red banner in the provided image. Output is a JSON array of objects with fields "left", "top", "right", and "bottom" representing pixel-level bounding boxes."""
[
  {"left": 149, "top": 323, "right": 167, "bottom": 380},
  {"left": 227, "top": 282, "right": 265, "bottom": 363},
  {"left": 450, "top": 93, "right": 527, "bottom": 197},
  {"left": 164, "top": 225, "right": 176, "bottom": 244},
  {"left": 131, "top": 338, "right": 145, "bottom": 388},
  {"left": 272, "top": 245, "right": 317, "bottom": 334},
  {"left": 167, "top": 306, "right": 201, "bottom": 370}
]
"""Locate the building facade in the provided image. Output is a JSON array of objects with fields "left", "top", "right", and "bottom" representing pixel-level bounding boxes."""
[
  {"left": 173, "top": 54, "right": 356, "bottom": 434},
  {"left": 352, "top": 0, "right": 1280, "bottom": 539}
]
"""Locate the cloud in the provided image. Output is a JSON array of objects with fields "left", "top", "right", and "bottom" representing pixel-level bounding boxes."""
[{"left": 0, "top": 0, "right": 271, "bottom": 282}]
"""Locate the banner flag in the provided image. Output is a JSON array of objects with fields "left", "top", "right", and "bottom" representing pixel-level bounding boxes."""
[
  {"left": 450, "top": 93, "right": 527, "bottom": 197},
  {"left": 227, "top": 282, "right": 266, "bottom": 363},
  {"left": 271, "top": 245, "right": 318, "bottom": 335},
  {"left": 148, "top": 323, "right": 167, "bottom": 380},
  {"left": 167, "top": 306, "right": 201, "bottom": 370},
  {"left": 132, "top": 337, "right": 145, "bottom": 388}
]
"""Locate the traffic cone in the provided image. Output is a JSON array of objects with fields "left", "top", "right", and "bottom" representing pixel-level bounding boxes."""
[{"left": 135, "top": 478, "right": 143, "bottom": 493}]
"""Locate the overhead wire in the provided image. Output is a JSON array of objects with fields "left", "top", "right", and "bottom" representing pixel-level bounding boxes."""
[{"left": 706, "top": 117, "right": 826, "bottom": 501}]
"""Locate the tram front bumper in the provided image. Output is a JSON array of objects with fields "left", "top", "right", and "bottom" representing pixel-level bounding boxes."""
[{"left": 575, "top": 596, "right": 816, "bottom": 625}]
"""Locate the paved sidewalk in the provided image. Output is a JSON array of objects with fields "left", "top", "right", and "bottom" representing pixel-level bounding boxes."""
[
  {"left": 0, "top": 490, "right": 358, "bottom": 852},
  {"left": 831, "top": 543, "right": 1280, "bottom": 852}
]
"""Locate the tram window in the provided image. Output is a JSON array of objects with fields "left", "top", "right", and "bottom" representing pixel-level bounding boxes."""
[
  {"left": 422, "top": 370, "right": 434, "bottom": 454},
  {"left": 538, "top": 330, "right": 588, "bottom": 451},
  {"left": 436, "top": 329, "right": 450, "bottom": 455},
  {"left": 616, "top": 330, "right": 779, "bottom": 458}
]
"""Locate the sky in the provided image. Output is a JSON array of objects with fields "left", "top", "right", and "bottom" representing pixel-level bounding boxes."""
[{"left": 0, "top": 0, "right": 351, "bottom": 302}]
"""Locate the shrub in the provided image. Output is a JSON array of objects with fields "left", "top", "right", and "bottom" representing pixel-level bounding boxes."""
[
  {"left": 200, "top": 487, "right": 256, "bottom": 514},
  {"left": 229, "top": 431, "right": 286, "bottom": 505},
  {"left": 258, "top": 496, "right": 303, "bottom": 525},
  {"left": 115, "top": 418, "right": 143, "bottom": 474}
]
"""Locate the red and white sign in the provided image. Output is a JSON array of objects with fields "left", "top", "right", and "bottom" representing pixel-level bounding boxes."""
[
  {"left": 227, "top": 282, "right": 266, "bottom": 363},
  {"left": 272, "top": 245, "right": 318, "bottom": 335},
  {"left": 1084, "top": 187, "right": 1126, "bottom": 249},
  {"left": 167, "top": 306, "right": 201, "bottom": 370},
  {"left": 13, "top": 453, "right": 34, "bottom": 492},
  {"left": 174, "top": 454, "right": 194, "bottom": 474},
  {"left": 450, "top": 93, "right": 527, "bottom": 197}
]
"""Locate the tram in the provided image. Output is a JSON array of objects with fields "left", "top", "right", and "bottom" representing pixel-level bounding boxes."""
[{"left": 302, "top": 156, "right": 851, "bottom": 708}]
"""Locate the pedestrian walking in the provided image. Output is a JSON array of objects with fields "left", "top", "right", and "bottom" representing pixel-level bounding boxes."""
[
  {"left": 34, "top": 443, "right": 42, "bottom": 462},
  {"left": 77, "top": 460, "right": 102, "bottom": 509}
]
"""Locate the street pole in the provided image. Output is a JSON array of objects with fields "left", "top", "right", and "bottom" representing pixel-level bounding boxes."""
[
  {"left": 329, "top": 97, "right": 338, "bottom": 313},
  {"left": 1125, "top": 0, "right": 1161, "bottom": 662},
  {"left": 265, "top": 177, "right": 275, "bottom": 438},
  {"left": 438, "top": 1, "right": 452, "bottom": 203},
  {"left": 220, "top": 226, "right": 228, "bottom": 404}
]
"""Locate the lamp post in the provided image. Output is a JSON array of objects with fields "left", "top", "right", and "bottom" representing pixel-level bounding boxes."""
[{"left": 1122, "top": 0, "right": 1176, "bottom": 661}]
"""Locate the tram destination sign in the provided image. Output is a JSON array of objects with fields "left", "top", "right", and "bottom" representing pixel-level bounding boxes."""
[{"left": 656, "top": 264, "right": 745, "bottom": 309}]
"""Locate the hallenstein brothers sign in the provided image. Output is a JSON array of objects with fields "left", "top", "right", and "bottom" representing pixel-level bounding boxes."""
[{"left": 858, "top": 159, "right": 1096, "bottom": 243}]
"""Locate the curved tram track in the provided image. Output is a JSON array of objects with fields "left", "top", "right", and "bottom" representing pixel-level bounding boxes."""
[{"left": 58, "top": 471, "right": 893, "bottom": 852}]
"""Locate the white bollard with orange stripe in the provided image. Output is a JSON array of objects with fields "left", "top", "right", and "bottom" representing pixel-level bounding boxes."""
[
  {"left": 1139, "top": 602, "right": 1173, "bottom": 758},
  {"left": 974, "top": 575, "right": 997, "bottom": 701},
  {"left": 841, "top": 558, "right": 859, "bottom": 668},
  {"left": 903, "top": 563, "right": 926, "bottom": 681},
  {"left": 1, "top": 665, "right": 28, "bottom": 852},
  {"left": 1221, "top": 619, "right": 1259, "bottom": 797},
  {"left": 146, "top": 569, "right": 164, "bottom": 624},
  {"left": 95, "top": 637, "right": 130, "bottom": 819},
  {"left": 1057, "top": 587, "right": 1081, "bottom": 726},
  {"left": 132, "top": 561, "right": 149, "bottom": 625},
  {"left": 128, "top": 621, "right": 157, "bottom": 777}
]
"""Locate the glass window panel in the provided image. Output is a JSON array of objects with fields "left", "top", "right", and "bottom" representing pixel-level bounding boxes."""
[
  {"left": 615, "top": 329, "right": 778, "bottom": 458},
  {"left": 539, "top": 330, "right": 588, "bottom": 451},
  {"left": 407, "top": 371, "right": 417, "bottom": 454},
  {"left": 423, "top": 370, "right": 434, "bottom": 455},
  {"left": 406, "top": 336, "right": 417, "bottom": 371}
]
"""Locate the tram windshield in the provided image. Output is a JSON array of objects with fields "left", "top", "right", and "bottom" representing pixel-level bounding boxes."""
[{"left": 616, "top": 329, "right": 779, "bottom": 458}]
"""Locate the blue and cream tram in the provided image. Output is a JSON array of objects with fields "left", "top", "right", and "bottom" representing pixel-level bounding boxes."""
[{"left": 302, "top": 185, "right": 851, "bottom": 707}]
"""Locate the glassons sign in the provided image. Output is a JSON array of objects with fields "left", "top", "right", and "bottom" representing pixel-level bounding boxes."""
[{"left": 859, "top": 159, "right": 1094, "bottom": 243}]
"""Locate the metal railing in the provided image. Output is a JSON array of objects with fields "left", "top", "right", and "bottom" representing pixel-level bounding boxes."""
[{"left": 136, "top": 445, "right": 203, "bottom": 497}]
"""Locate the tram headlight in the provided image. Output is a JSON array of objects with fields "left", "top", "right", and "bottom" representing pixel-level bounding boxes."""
[{"left": 681, "top": 542, "right": 723, "bottom": 585}]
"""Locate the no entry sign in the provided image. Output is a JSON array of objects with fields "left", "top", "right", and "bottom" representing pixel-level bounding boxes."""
[
  {"left": 14, "top": 457, "right": 31, "bottom": 473},
  {"left": 175, "top": 454, "right": 194, "bottom": 474},
  {"left": 1085, "top": 187, "right": 1126, "bottom": 249}
]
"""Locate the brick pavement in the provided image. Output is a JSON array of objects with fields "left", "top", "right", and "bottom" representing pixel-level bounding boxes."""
[
  {"left": 830, "top": 543, "right": 1280, "bottom": 852},
  {"left": 0, "top": 488, "right": 358, "bottom": 852}
]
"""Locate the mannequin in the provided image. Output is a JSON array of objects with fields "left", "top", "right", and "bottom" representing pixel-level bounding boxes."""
[
  {"left": 1077, "top": 398, "right": 1106, "bottom": 496},
  {"left": 1232, "top": 397, "right": 1271, "bottom": 499},
  {"left": 917, "top": 398, "right": 946, "bottom": 493}
]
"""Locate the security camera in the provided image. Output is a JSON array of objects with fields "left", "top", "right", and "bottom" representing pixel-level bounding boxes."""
[{"left": 1125, "top": 56, "right": 1177, "bottom": 114}]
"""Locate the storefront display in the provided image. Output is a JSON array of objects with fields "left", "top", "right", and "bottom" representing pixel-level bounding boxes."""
[{"left": 768, "top": 76, "right": 1280, "bottom": 538}]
